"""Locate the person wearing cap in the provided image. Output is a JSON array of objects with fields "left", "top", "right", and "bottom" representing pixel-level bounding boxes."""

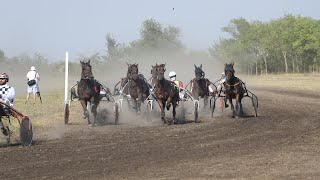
[
  {"left": 0, "top": 73, "right": 15, "bottom": 105},
  {"left": 0, "top": 72, "right": 15, "bottom": 135},
  {"left": 26, "top": 66, "right": 40, "bottom": 103},
  {"left": 168, "top": 71, "right": 184, "bottom": 100}
]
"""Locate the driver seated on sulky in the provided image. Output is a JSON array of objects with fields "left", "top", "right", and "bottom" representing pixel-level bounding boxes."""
[
  {"left": 217, "top": 72, "right": 227, "bottom": 92},
  {"left": 168, "top": 71, "right": 185, "bottom": 100}
]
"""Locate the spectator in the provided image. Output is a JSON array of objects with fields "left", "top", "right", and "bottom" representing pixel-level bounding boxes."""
[
  {"left": 0, "top": 72, "right": 15, "bottom": 135},
  {"left": 26, "top": 66, "right": 40, "bottom": 104}
]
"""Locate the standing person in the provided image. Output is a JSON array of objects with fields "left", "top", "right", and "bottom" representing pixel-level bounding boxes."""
[
  {"left": 0, "top": 73, "right": 15, "bottom": 135},
  {"left": 26, "top": 66, "right": 40, "bottom": 104},
  {"left": 168, "top": 71, "right": 184, "bottom": 100}
]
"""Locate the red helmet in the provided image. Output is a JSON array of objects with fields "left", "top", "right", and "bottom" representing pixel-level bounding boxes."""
[{"left": 0, "top": 73, "right": 9, "bottom": 82}]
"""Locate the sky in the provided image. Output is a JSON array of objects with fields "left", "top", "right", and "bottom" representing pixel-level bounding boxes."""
[{"left": 0, "top": 0, "right": 319, "bottom": 61}]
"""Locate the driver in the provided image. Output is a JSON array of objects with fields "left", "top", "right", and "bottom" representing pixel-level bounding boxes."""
[
  {"left": 0, "top": 73, "right": 15, "bottom": 135},
  {"left": 169, "top": 71, "right": 184, "bottom": 100}
]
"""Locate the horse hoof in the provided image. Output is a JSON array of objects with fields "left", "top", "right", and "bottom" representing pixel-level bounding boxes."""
[
  {"left": 137, "top": 111, "right": 141, "bottom": 115},
  {"left": 235, "top": 116, "right": 239, "bottom": 119}
]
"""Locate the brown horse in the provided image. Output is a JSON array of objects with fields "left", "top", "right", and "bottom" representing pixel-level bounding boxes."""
[
  {"left": 115, "top": 63, "right": 150, "bottom": 113},
  {"left": 77, "top": 60, "right": 101, "bottom": 125},
  {"left": 189, "top": 64, "right": 212, "bottom": 111},
  {"left": 224, "top": 62, "right": 244, "bottom": 118},
  {"left": 152, "top": 63, "right": 180, "bottom": 124}
]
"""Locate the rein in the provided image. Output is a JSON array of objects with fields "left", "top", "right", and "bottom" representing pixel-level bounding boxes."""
[{"left": 225, "top": 82, "right": 240, "bottom": 87}]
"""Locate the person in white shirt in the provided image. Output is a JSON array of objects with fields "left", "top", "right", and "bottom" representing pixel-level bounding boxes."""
[
  {"left": 26, "top": 66, "right": 40, "bottom": 104},
  {"left": 0, "top": 72, "right": 15, "bottom": 135}
]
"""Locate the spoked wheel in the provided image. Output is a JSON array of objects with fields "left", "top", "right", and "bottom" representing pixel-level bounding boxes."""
[
  {"left": 4, "top": 126, "right": 11, "bottom": 146},
  {"left": 251, "top": 96, "right": 258, "bottom": 117},
  {"left": 20, "top": 117, "right": 33, "bottom": 146},
  {"left": 64, "top": 103, "right": 69, "bottom": 125},
  {"left": 194, "top": 100, "right": 199, "bottom": 123},
  {"left": 219, "top": 97, "right": 224, "bottom": 112},
  {"left": 114, "top": 102, "right": 119, "bottom": 125}
]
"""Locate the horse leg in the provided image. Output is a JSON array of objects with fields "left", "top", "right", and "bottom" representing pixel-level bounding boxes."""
[
  {"left": 235, "top": 94, "right": 243, "bottom": 118},
  {"left": 136, "top": 98, "right": 142, "bottom": 114},
  {"left": 80, "top": 100, "right": 88, "bottom": 120},
  {"left": 157, "top": 100, "right": 166, "bottom": 124},
  {"left": 166, "top": 96, "right": 172, "bottom": 110},
  {"left": 172, "top": 102, "right": 177, "bottom": 124},
  {"left": 137, "top": 92, "right": 143, "bottom": 114},
  {"left": 204, "top": 95, "right": 208, "bottom": 110},
  {"left": 91, "top": 98, "right": 100, "bottom": 125},
  {"left": 229, "top": 98, "right": 235, "bottom": 117}
]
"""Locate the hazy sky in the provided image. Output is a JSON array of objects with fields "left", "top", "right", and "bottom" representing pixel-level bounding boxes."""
[{"left": 0, "top": 0, "right": 319, "bottom": 61}]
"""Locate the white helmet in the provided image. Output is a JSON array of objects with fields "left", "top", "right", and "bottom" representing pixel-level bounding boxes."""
[
  {"left": 169, "top": 71, "right": 176, "bottom": 78},
  {"left": 169, "top": 71, "right": 176, "bottom": 81},
  {"left": 30, "top": 66, "right": 36, "bottom": 71}
]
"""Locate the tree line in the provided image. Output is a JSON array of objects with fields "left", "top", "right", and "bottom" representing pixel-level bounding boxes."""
[
  {"left": 209, "top": 15, "right": 320, "bottom": 74},
  {"left": 1, "top": 15, "right": 319, "bottom": 76}
]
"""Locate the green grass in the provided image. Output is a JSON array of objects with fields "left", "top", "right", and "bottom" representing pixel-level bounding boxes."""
[
  {"left": 242, "top": 73, "right": 320, "bottom": 92},
  {"left": 4, "top": 92, "right": 83, "bottom": 135}
]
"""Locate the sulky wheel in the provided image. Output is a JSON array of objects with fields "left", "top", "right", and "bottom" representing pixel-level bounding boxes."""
[
  {"left": 20, "top": 117, "right": 33, "bottom": 146},
  {"left": 252, "top": 96, "right": 258, "bottom": 117},
  {"left": 219, "top": 97, "right": 224, "bottom": 112},
  {"left": 3, "top": 126, "right": 11, "bottom": 146},
  {"left": 64, "top": 103, "right": 69, "bottom": 125}
]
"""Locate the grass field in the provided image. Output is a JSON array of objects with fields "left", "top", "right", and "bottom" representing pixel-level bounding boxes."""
[{"left": 243, "top": 73, "right": 320, "bottom": 92}]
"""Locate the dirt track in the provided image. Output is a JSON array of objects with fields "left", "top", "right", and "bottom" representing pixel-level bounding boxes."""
[{"left": 1, "top": 87, "right": 320, "bottom": 179}]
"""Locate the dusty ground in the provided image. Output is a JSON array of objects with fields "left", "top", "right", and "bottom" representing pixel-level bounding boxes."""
[{"left": 1, "top": 86, "right": 320, "bottom": 179}]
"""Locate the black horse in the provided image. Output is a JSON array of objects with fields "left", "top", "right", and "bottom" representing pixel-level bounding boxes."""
[
  {"left": 116, "top": 63, "right": 150, "bottom": 113},
  {"left": 223, "top": 62, "right": 244, "bottom": 118},
  {"left": 189, "top": 64, "right": 212, "bottom": 110},
  {"left": 77, "top": 60, "right": 101, "bottom": 125},
  {"left": 152, "top": 63, "right": 180, "bottom": 124}
]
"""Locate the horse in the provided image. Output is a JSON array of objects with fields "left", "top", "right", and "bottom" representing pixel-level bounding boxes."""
[
  {"left": 152, "top": 63, "right": 180, "bottom": 124},
  {"left": 77, "top": 60, "right": 101, "bottom": 125},
  {"left": 223, "top": 62, "right": 244, "bottom": 118},
  {"left": 189, "top": 64, "right": 212, "bottom": 110},
  {"left": 117, "top": 63, "right": 150, "bottom": 113}
]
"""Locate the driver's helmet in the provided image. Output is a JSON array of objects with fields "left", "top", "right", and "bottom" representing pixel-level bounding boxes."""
[
  {"left": 0, "top": 73, "right": 9, "bottom": 82},
  {"left": 169, "top": 71, "right": 176, "bottom": 81}
]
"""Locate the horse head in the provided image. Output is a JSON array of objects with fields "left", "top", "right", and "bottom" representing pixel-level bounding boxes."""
[
  {"left": 155, "top": 63, "right": 166, "bottom": 81},
  {"left": 224, "top": 62, "right": 235, "bottom": 80},
  {"left": 80, "top": 60, "right": 94, "bottom": 79},
  {"left": 127, "top": 63, "right": 139, "bottom": 80},
  {"left": 194, "top": 64, "right": 204, "bottom": 79}
]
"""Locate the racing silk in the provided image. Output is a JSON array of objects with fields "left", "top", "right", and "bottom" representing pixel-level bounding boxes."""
[
  {"left": 174, "top": 80, "right": 183, "bottom": 90},
  {"left": 0, "top": 84, "right": 15, "bottom": 104},
  {"left": 173, "top": 80, "right": 184, "bottom": 99}
]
